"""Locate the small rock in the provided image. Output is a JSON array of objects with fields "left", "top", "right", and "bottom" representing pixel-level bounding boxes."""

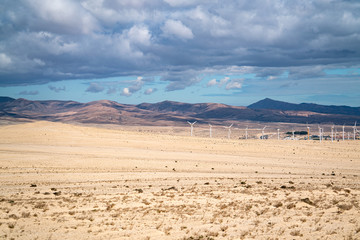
[
  {"left": 301, "top": 198, "right": 315, "bottom": 206},
  {"left": 53, "top": 191, "right": 61, "bottom": 196},
  {"left": 30, "top": 184, "right": 37, "bottom": 188}
]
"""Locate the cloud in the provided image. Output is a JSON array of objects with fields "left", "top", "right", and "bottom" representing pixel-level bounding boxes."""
[
  {"left": 106, "top": 87, "right": 117, "bottom": 95},
  {"left": 225, "top": 78, "right": 244, "bottom": 90},
  {"left": 126, "top": 25, "right": 152, "bottom": 46},
  {"left": 19, "top": 90, "right": 39, "bottom": 95},
  {"left": 121, "top": 87, "right": 131, "bottom": 96},
  {"left": 206, "top": 78, "right": 217, "bottom": 87},
  {"left": 164, "top": 0, "right": 207, "bottom": 7},
  {"left": 25, "top": 0, "right": 99, "bottom": 35},
  {"left": 161, "top": 70, "right": 201, "bottom": 91},
  {"left": 86, "top": 83, "right": 104, "bottom": 93},
  {"left": 144, "top": 88, "right": 157, "bottom": 95},
  {"left": 0, "top": 0, "right": 360, "bottom": 95},
  {"left": 162, "top": 19, "right": 194, "bottom": 40},
  {"left": 121, "top": 76, "right": 147, "bottom": 96},
  {"left": 0, "top": 53, "right": 12, "bottom": 68},
  {"left": 219, "top": 77, "right": 230, "bottom": 87},
  {"left": 48, "top": 85, "right": 66, "bottom": 92}
]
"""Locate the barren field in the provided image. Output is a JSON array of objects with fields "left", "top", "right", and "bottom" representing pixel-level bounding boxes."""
[{"left": 0, "top": 121, "right": 359, "bottom": 239}]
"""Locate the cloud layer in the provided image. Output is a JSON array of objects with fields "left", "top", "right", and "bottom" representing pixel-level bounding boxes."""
[{"left": 1, "top": 0, "right": 360, "bottom": 91}]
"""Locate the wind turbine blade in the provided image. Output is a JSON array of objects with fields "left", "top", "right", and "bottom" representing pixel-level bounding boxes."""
[{"left": 187, "top": 121, "right": 191, "bottom": 124}]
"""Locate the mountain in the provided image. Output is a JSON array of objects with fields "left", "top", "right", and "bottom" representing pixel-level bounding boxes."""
[
  {"left": 248, "top": 98, "right": 360, "bottom": 116},
  {"left": 1, "top": 97, "right": 359, "bottom": 125},
  {"left": 0, "top": 96, "right": 15, "bottom": 103}
]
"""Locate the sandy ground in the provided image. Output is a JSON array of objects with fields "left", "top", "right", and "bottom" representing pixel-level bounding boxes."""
[{"left": 0, "top": 121, "right": 359, "bottom": 240}]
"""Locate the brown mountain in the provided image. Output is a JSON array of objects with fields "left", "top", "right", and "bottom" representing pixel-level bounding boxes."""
[{"left": 1, "top": 97, "right": 359, "bottom": 125}]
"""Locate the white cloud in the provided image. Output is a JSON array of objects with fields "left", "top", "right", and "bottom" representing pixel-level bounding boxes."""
[
  {"left": 127, "top": 25, "right": 152, "bottom": 46},
  {"left": 207, "top": 78, "right": 217, "bottom": 87},
  {"left": 267, "top": 76, "right": 277, "bottom": 81},
  {"left": 122, "top": 87, "right": 131, "bottom": 96},
  {"left": 225, "top": 78, "right": 244, "bottom": 90},
  {"left": 164, "top": 0, "right": 207, "bottom": 7},
  {"left": 162, "top": 19, "right": 194, "bottom": 40},
  {"left": 144, "top": 88, "right": 157, "bottom": 95},
  {"left": 121, "top": 76, "right": 146, "bottom": 96},
  {"left": 219, "top": 77, "right": 230, "bottom": 86},
  {"left": 26, "top": 0, "right": 99, "bottom": 34},
  {"left": 0, "top": 53, "right": 12, "bottom": 68}
]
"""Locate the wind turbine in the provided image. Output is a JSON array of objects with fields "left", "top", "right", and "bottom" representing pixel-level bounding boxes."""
[
  {"left": 342, "top": 124, "right": 345, "bottom": 141},
  {"left": 331, "top": 125, "right": 334, "bottom": 142},
  {"left": 353, "top": 121, "right": 357, "bottom": 140},
  {"left": 277, "top": 128, "right": 280, "bottom": 140},
  {"left": 224, "top": 123, "right": 233, "bottom": 139},
  {"left": 318, "top": 125, "right": 322, "bottom": 143},
  {"left": 292, "top": 129, "right": 295, "bottom": 140},
  {"left": 245, "top": 126, "right": 248, "bottom": 140},
  {"left": 307, "top": 125, "right": 310, "bottom": 140},
  {"left": 335, "top": 126, "right": 338, "bottom": 140},
  {"left": 187, "top": 121, "right": 197, "bottom": 137},
  {"left": 261, "top": 126, "right": 267, "bottom": 140},
  {"left": 209, "top": 124, "right": 213, "bottom": 138}
]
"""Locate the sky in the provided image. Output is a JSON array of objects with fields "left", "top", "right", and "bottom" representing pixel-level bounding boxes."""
[{"left": 0, "top": 0, "right": 360, "bottom": 107}]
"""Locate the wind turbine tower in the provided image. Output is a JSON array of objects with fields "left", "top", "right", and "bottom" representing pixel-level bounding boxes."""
[
  {"left": 292, "top": 129, "right": 295, "bottom": 140},
  {"left": 187, "top": 121, "right": 197, "bottom": 137},
  {"left": 342, "top": 125, "right": 345, "bottom": 141},
  {"left": 307, "top": 126, "right": 310, "bottom": 140},
  {"left": 224, "top": 123, "right": 233, "bottom": 139},
  {"left": 262, "top": 126, "right": 267, "bottom": 140},
  {"left": 353, "top": 122, "right": 357, "bottom": 140},
  {"left": 331, "top": 125, "right": 334, "bottom": 142},
  {"left": 335, "top": 127, "right": 338, "bottom": 140},
  {"left": 277, "top": 128, "right": 280, "bottom": 140},
  {"left": 318, "top": 125, "right": 322, "bottom": 143},
  {"left": 245, "top": 126, "right": 248, "bottom": 140},
  {"left": 209, "top": 124, "right": 213, "bottom": 138}
]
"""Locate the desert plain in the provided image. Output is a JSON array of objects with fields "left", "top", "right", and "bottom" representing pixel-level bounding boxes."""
[{"left": 0, "top": 121, "right": 359, "bottom": 240}]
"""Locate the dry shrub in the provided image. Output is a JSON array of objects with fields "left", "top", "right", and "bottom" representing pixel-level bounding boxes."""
[
  {"left": 21, "top": 212, "right": 31, "bottom": 218},
  {"left": 8, "top": 222, "right": 16, "bottom": 229},
  {"left": 287, "top": 203, "right": 296, "bottom": 209},
  {"left": 337, "top": 204, "right": 353, "bottom": 211},
  {"left": 290, "top": 230, "right": 303, "bottom": 237},
  {"left": 34, "top": 202, "right": 48, "bottom": 211}
]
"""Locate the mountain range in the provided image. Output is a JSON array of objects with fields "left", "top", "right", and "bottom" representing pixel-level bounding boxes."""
[{"left": 0, "top": 96, "right": 359, "bottom": 125}]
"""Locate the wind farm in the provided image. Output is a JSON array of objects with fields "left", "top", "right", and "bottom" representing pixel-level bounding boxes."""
[{"left": 0, "top": 97, "right": 360, "bottom": 239}]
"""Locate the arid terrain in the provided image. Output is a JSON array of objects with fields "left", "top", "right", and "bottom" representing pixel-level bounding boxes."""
[{"left": 0, "top": 121, "right": 359, "bottom": 239}]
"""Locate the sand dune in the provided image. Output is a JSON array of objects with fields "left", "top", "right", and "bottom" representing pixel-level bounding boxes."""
[{"left": 0, "top": 121, "right": 359, "bottom": 239}]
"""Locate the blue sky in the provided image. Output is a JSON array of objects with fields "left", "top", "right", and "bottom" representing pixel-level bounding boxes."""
[{"left": 0, "top": 0, "right": 360, "bottom": 106}]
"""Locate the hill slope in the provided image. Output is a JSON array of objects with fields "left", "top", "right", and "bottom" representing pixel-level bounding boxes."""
[
  {"left": 248, "top": 98, "right": 360, "bottom": 116},
  {"left": 1, "top": 97, "right": 359, "bottom": 125}
]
